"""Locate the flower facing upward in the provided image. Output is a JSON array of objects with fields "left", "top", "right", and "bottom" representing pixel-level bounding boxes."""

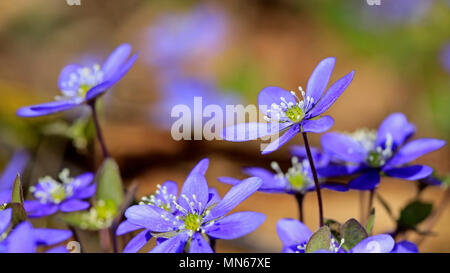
[
  {"left": 24, "top": 170, "right": 96, "bottom": 218},
  {"left": 221, "top": 57, "right": 355, "bottom": 154},
  {"left": 321, "top": 113, "right": 446, "bottom": 190},
  {"left": 218, "top": 147, "right": 348, "bottom": 195},
  {"left": 116, "top": 159, "right": 218, "bottom": 253},
  {"left": 0, "top": 208, "right": 72, "bottom": 253},
  {"left": 119, "top": 158, "right": 265, "bottom": 253},
  {"left": 17, "top": 43, "right": 138, "bottom": 117},
  {"left": 276, "top": 218, "right": 395, "bottom": 253}
]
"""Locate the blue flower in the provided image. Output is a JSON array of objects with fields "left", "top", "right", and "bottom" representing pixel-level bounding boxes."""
[
  {"left": 218, "top": 146, "right": 348, "bottom": 194},
  {"left": 118, "top": 158, "right": 265, "bottom": 253},
  {"left": 116, "top": 158, "right": 217, "bottom": 253},
  {"left": 0, "top": 208, "right": 72, "bottom": 253},
  {"left": 0, "top": 150, "right": 29, "bottom": 204},
  {"left": 16, "top": 43, "right": 138, "bottom": 117},
  {"left": 390, "top": 240, "right": 419, "bottom": 253},
  {"left": 321, "top": 113, "right": 446, "bottom": 190},
  {"left": 144, "top": 4, "right": 227, "bottom": 68},
  {"left": 276, "top": 218, "right": 395, "bottom": 253},
  {"left": 24, "top": 170, "right": 96, "bottom": 218},
  {"left": 221, "top": 57, "right": 355, "bottom": 154}
]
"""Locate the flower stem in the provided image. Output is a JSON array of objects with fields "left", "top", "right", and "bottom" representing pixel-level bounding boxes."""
[
  {"left": 301, "top": 132, "right": 324, "bottom": 227},
  {"left": 294, "top": 193, "right": 304, "bottom": 222},
  {"left": 209, "top": 237, "right": 216, "bottom": 252},
  {"left": 89, "top": 101, "right": 110, "bottom": 159},
  {"left": 367, "top": 189, "right": 375, "bottom": 221}
]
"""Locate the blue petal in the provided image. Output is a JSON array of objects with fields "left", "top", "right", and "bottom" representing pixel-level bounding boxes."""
[
  {"left": 33, "top": 228, "right": 72, "bottom": 246},
  {"left": 307, "top": 70, "right": 355, "bottom": 118},
  {"left": 149, "top": 232, "right": 189, "bottom": 253},
  {"left": 384, "top": 165, "right": 433, "bottom": 181},
  {"left": 59, "top": 199, "right": 90, "bottom": 212},
  {"left": 321, "top": 132, "right": 366, "bottom": 163},
  {"left": 45, "top": 245, "right": 69, "bottom": 253},
  {"left": 258, "top": 86, "right": 297, "bottom": 119},
  {"left": 0, "top": 208, "right": 12, "bottom": 235},
  {"left": 187, "top": 158, "right": 209, "bottom": 176},
  {"left": 123, "top": 230, "right": 152, "bottom": 253},
  {"left": 207, "top": 188, "right": 221, "bottom": 207},
  {"left": 301, "top": 116, "right": 334, "bottom": 133},
  {"left": 85, "top": 53, "right": 138, "bottom": 101},
  {"left": 390, "top": 240, "right": 419, "bottom": 253},
  {"left": 125, "top": 205, "right": 177, "bottom": 232},
  {"left": 0, "top": 150, "right": 29, "bottom": 191},
  {"left": 72, "top": 183, "right": 96, "bottom": 199},
  {"left": 16, "top": 100, "right": 79, "bottom": 117},
  {"left": 243, "top": 167, "right": 287, "bottom": 192},
  {"left": 116, "top": 220, "right": 143, "bottom": 236},
  {"left": 317, "top": 164, "right": 363, "bottom": 178},
  {"left": 24, "top": 201, "right": 59, "bottom": 218},
  {"left": 320, "top": 182, "right": 349, "bottom": 192},
  {"left": 217, "top": 176, "right": 242, "bottom": 186},
  {"left": 204, "top": 211, "right": 265, "bottom": 240},
  {"left": 70, "top": 172, "right": 94, "bottom": 191},
  {"left": 189, "top": 233, "right": 214, "bottom": 253},
  {"left": 178, "top": 173, "right": 209, "bottom": 213},
  {"left": 102, "top": 43, "right": 132, "bottom": 80},
  {"left": 376, "top": 113, "right": 415, "bottom": 149},
  {"left": 350, "top": 234, "right": 395, "bottom": 253},
  {"left": 0, "top": 190, "right": 11, "bottom": 204},
  {"left": 58, "top": 64, "right": 82, "bottom": 92},
  {"left": 205, "top": 177, "right": 262, "bottom": 221},
  {"left": 290, "top": 145, "right": 328, "bottom": 165},
  {"left": 262, "top": 124, "right": 299, "bottom": 155},
  {"left": 276, "top": 218, "right": 312, "bottom": 247},
  {"left": 160, "top": 180, "right": 179, "bottom": 197},
  {"left": 348, "top": 169, "right": 380, "bottom": 190},
  {"left": 7, "top": 222, "right": 35, "bottom": 253},
  {"left": 386, "top": 138, "right": 446, "bottom": 167},
  {"left": 305, "top": 57, "right": 336, "bottom": 109},
  {"left": 221, "top": 122, "right": 291, "bottom": 142}
]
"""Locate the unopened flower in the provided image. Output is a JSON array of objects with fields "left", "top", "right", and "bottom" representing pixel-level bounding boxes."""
[
  {"left": 17, "top": 43, "right": 138, "bottom": 117},
  {"left": 221, "top": 57, "right": 354, "bottom": 154},
  {"left": 276, "top": 218, "right": 395, "bottom": 253},
  {"left": 24, "top": 169, "right": 96, "bottom": 217},
  {"left": 321, "top": 113, "right": 446, "bottom": 190}
]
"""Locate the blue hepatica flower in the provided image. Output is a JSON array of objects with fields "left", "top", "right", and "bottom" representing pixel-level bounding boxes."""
[
  {"left": 119, "top": 158, "right": 265, "bottom": 253},
  {"left": 17, "top": 43, "right": 138, "bottom": 117},
  {"left": 218, "top": 146, "right": 348, "bottom": 195},
  {"left": 390, "top": 240, "right": 419, "bottom": 253},
  {"left": 145, "top": 4, "right": 227, "bottom": 68},
  {"left": 0, "top": 208, "right": 72, "bottom": 253},
  {"left": 277, "top": 218, "right": 395, "bottom": 253},
  {"left": 221, "top": 57, "right": 355, "bottom": 154},
  {"left": 116, "top": 158, "right": 220, "bottom": 252},
  {"left": 0, "top": 150, "right": 29, "bottom": 204},
  {"left": 24, "top": 170, "right": 96, "bottom": 218},
  {"left": 321, "top": 113, "right": 446, "bottom": 190}
]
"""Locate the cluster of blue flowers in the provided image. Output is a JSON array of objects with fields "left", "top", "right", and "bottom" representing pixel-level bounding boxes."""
[{"left": 0, "top": 8, "right": 446, "bottom": 253}]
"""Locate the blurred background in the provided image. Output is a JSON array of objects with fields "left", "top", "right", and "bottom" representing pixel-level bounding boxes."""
[{"left": 0, "top": 0, "right": 448, "bottom": 252}]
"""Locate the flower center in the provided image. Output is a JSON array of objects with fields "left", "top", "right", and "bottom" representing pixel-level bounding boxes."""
[
  {"left": 139, "top": 184, "right": 176, "bottom": 213},
  {"left": 271, "top": 157, "right": 313, "bottom": 192},
  {"left": 348, "top": 129, "right": 393, "bottom": 168},
  {"left": 184, "top": 213, "right": 203, "bottom": 231},
  {"left": 58, "top": 64, "right": 103, "bottom": 102},
  {"left": 263, "top": 86, "right": 312, "bottom": 124},
  {"left": 30, "top": 176, "right": 73, "bottom": 204}
]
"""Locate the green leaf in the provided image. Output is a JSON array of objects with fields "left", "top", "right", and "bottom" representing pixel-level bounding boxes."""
[
  {"left": 11, "top": 173, "right": 24, "bottom": 204},
  {"left": 324, "top": 218, "right": 342, "bottom": 242},
  {"left": 366, "top": 208, "right": 376, "bottom": 235},
  {"left": 340, "top": 218, "right": 368, "bottom": 251},
  {"left": 398, "top": 201, "right": 433, "bottom": 229},
  {"left": 96, "top": 159, "right": 124, "bottom": 209},
  {"left": 305, "top": 226, "right": 331, "bottom": 253}
]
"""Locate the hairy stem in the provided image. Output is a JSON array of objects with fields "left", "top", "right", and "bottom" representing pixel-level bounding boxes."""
[
  {"left": 301, "top": 132, "right": 324, "bottom": 227},
  {"left": 89, "top": 101, "right": 110, "bottom": 159}
]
